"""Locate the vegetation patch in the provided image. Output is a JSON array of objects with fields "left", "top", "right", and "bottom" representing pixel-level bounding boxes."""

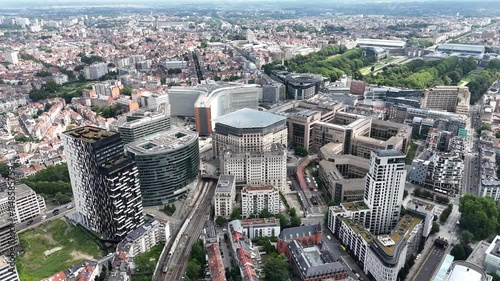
[{"left": 17, "top": 219, "right": 105, "bottom": 281}]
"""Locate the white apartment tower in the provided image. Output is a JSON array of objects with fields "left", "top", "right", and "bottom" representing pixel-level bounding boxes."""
[
  {"left": 214, "top": 175, "right": 236, "bottom": 218},
  {"left": 4, "top": 51, "right": 19, "bottom": 65},
  {"left": 241, "top": 185, "right": 280, "bottom": 218},
  {"left": 364, "top": 150, "right": 406, "bottom": 234}
]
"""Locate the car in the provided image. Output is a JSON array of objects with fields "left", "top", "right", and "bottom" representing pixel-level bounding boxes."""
[
  {"left": 327, "top": 235, "right": 332, "bottom": 241},
  {"left": 41, "top": 215, "right": 47, "bottom": 221},
  {"left": 27, "top": 220, "right": 34, "bottom": 225},
  {"left": 52, "top": 209, "right": 60, "bottom": 215}
]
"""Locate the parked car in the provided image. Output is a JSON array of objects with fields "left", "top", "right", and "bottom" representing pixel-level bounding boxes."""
[{"left": 27, "top": 220, "right": 34, "bottom": 226}]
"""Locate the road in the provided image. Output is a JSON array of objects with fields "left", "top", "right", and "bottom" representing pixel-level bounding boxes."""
[
  {"left": 322, "top": 228, "right": 370, "bottom": 280},
  {"left": 156, "top": 180, "right": 215, "bottom": 281},
  {"left": 461, "top": 105, "right": 481, "bottom": 195},
  {"left": 413, "top": 244, "right": 447, "bottom": 281},
  {"left": 16, "top": 203, "right": 74, "bottom": 232}
]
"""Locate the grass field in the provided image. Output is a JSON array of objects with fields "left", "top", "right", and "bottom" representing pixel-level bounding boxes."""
[
  {"left": 17, "top": 218, "right": 105, "bottom": 281},
  {"left": 132, "top": 243, "right": 165, "bottom": 281},
  {"left": 458, "top": 70, "right": 480, "bottom": 86}
]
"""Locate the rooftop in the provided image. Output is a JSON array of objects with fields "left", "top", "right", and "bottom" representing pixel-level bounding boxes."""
[
  {"left": 64, "top": 126, "right": 115, "bottom": 142},
  {"left": 342, "top": 201, "right": 370, "bottom": 212},
  {"left": 374, "top": 149, "right": 405, "bottom": 158},
  {"left": 279, "top": 223, "right": 321, "bottom": 241},
  {"left": 244, "top": 185, "right": 276, "bottom": 192},
  {"left": 216, "top": 175, "right": 236, "bottom": 193},
  {"left": 124, "top": 129, "right": 197, "bottom": 154},
  {"left": 214, "top": 108, "right": 286, "bottom": 129},
  {"left": 240, "top": 217, "right": 279, "bottom": 226},
  {"left": 446, "top": 261, "right": 487, "bottom": 281},
  {"left": 437, "top": 43, "right": 486, "bottom": 53},
  {"left": 378, "top": 214, "right": 422, "bottom": 256},
  {"left": 485, "top": 235, "right": 500, "bottom": 259}
]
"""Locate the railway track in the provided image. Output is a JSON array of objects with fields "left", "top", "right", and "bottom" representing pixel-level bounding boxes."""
[{"left": 155, "top": 180, "right": 215, "bottom": 281}]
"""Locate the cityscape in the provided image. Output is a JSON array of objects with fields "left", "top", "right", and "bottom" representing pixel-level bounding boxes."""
[{"left": 0, "top": 0, "right": 500, "bottom": 281}]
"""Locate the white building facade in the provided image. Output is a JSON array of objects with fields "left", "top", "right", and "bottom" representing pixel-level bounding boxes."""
[
  {"left": 241, "top": 186, "right": 280, "bottom": 218},
  {"left": 214, "top": 175, "right": 236, "bottom": 218}
]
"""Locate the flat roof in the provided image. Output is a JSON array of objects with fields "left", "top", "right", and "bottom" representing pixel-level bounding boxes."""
[
  {"left": 244, "top": 185, "right": 275, "bottom": 192},
  {"left": 125, "top": 129, "right": 197, "bottom": 154},
  {"left": 214, "top": 108, "right": 285, "bottom": 129},
  {"left": 216, "top": 175, "right": 236, "bottom": 193},
  {"left": 240, "top": 217, "right": 279, "bottom": 226},
  {"left": 63, "top": 126, "right": 115, "bottom": 142},
  {"left": 374, "top": 149, "right": 405, "bottom": 158},
  {"left": 356, "top": 38, "right": 406, "bottom": 48},
  {"left": 447, "top": 263, "right": 484, "bottom": 281},
  {"left": 437, "top": 43, "right": 485, "bottom": 53}
]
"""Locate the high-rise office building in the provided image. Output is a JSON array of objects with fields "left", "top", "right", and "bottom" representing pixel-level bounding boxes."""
[
  {"left": 118, "top": 112, "right": 171, "bottom": 144},
  {"left": 212, "top": 108, "right": 287, "bottom": 157},
  {"left": 0, "top": 184, "right": 46, "bottom": 224},
  {"left": 4, "top": 50, "right": 19, "bottom": 65},
  {"left": 0, "top": 255, "right": 20, "bottom": 281},
  {"left": 241, "top": 185, "right": 280, "bottom": 218},
  {"left": 0, "top": 213, "right": 17, "bottom": 255},
  {"left": 63, "top": 126, "right": 144, "bottom": 240},
  {"left": 214, "top": 175, "right": 236, "bottom": 218},
  {"left": 364, "top": 150, "right": 406, "bottom": 234},
  {"left": 124, "top": 129, "right": 199, "bottom": 206},
  {"left": 422, "top": 86, "right": 470, "bottom": 114}
]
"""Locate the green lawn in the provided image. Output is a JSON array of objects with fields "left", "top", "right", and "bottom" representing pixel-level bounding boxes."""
[
  {"left": 458, "top": 70, "right": 480, "bottom": 86},
  {"left": 17, "top": 218, "right": 105, "bottom": 281},
  {"left": 405, "top": 142, "right": 418, "bottom": 165},
  {"left": 132, "top": 243, "right": 165, "bottom": 281}
]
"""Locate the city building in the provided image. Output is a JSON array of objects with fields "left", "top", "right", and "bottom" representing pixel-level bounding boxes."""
[
  {"left": 408, "top": 149, "right": 464, "bottom": 195},
  {"left": 484, "top": 235, "right": 500, "bottom": 276},
  {"left": 140, "top": 91, "right": 170, "bottom": 111},
  {"left": 436, "top": 43, "right": 486, "bottom": 55},
  {"left": 221, "top": 143, "right": 287, "bottom": 192},
  {"left": 214, "top": 175, "right": 236, "bottom": 218},
  {"left": 405, "top": 199, "right": 435, "bottom": 237},
  {"left": 288, "top": 240, "right": 348, "bottom": 281},
  {"left": 84, "top": 63, "right": 108, "bottom": 80},
  {"left": 0, "top": 213, "right": 17, "bottom": 255},
  {"left": 207, "top": 243, "right": 226, "bottom": 281},
  {"left": 194, "top": 84, "right": 261, "bottom": 135},
  {"left": 365, "top": 150, "right": 406, "bottom": 234},
  {"left": 117, "top": 220, "right": 170, "bottom": 258},
  {"left": 167, "top": 86, "right": 206, "bottom": 117},
  {"left": 277, "top": 224, "right": 322, "bottom": 255},
  {"left": 52, "top": 73, "right": 68, "bottom": 85},
  {"left": 212, "top": 108, "right": 287, "bottom": 157},
  {"left": 286, "top": 110, "right": 322, "bottom": 151},
  {"left": 63, "top": 126, "right": 144, "bottom": 240},
  {"left": 282, "top": 73, "right": 325, "bottom": 100},
  {"left": 228, "top": 220, "right": 263, "bottom": 281},
  {"left": 4, "top": 50, "right": 19, "bottom": 65},
  {"left": 443, "top": 261, "right": 490, "bottom": 281},
  {"left": 318, "top": 155, "right": 369, "bottom": 202},
  {"left": 118, "top": 111, "right": 171, "bottom": 144},
  {"left": 124, "top": 129, "right": 199, "bottom": 206},
  {"left": 229, "top": 217, "right": 281, "bottom": 239},
  {"left": 0, "top": 184, "right": 46, "bottom": 224},
  {"left": 422, "top": 86, "right": 471, "bottom": 114},
  {"left": 93, "top": 81, "right": 121, "bottom": 99},
  {"left": 165, "top": 60, "right": 188, "bottom": 69},
  {"left": 240, "top": 185, "right": 280, "bottom": 219},
  {"left": 355, "top": 38, "right": 406, "bottom": 49},
  {"left": 0, "top": 255, "right": 20, "bottom": 281}
]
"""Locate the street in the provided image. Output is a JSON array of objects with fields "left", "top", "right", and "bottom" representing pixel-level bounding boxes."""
[{"left": 16, "top": 202, "right": 74, "bottom": 232}]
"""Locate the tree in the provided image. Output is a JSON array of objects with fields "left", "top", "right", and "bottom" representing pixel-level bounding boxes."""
[
  {"left": 496, "top": 131, "right": 500, "bottom": 139},
  {"left": 403, "top": 190, "right": 409, "bottom": 199},
  {"left": 14, "top": 134, "right": 30, "bottom": 142},
  {"left": 431, "top": 222, "right": 440, "bottom": 235},
  {"left": 200, "top": 40, "right": 208, "bottom": 48},
  {"left": 120, "top": 86, "right": 132, "bottom": 96},
  {"left": 459, "top": 194, "right": 500, "bottom": 240},
  {"left": 259, "top": 209, "right": 272, "bottom": 218},
  {"left": 263, "top": 253, "right": 290, "bottom": 281},
  {"left": 78, "top": 73, "right": 86, "bottom": 81},
  {"left": 262, "top": 239, "right": 276, "bottom": 254},
  {"left": 440, "top": 204, "right": 453, "bottom": 224},
  {"left": 450, "top": 243, "right": 473, "bottom": 260},
  {"left": 289, "top": 208, "right": 297, "bottom": 217},
  {"left": 186, "top": 260, "right": 201, "bottom": 280},
  {"left": 294, "top": 146, "right": 308, "bottom": 157},
  {"left": 487, "top": 59, "right": 500, "bottom": 70},
  {"left": 230, "top": 209, "right": 241, "bottom": 220},
  {"left": 0, "top": 162, "right": 10, "bottom": 178},
  {"left": 275, "top": 213, "right": 289, "bottom": 230},
  {"left": 216, "top": 216, "right": 227, "bottom": 226},
  {"left": 461, "top": 230, "right": 474, "bottom": 244},
  {"left": 413, "top": 188, "right": 421, "bottom": 197},
  {"left": 290, "top": 215, "right": 302, "bottom": 227}
]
